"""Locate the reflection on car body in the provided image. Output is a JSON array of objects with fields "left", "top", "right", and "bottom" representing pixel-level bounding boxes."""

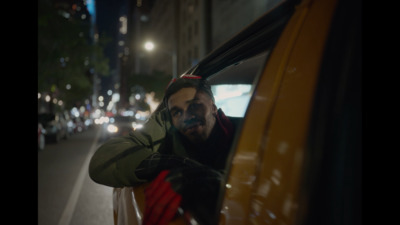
[{"left": 113, "top": 0, "right": 361, "bottom": 224}]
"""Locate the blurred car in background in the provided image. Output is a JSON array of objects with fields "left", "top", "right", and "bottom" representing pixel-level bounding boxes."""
[
  {"left": 84, "top": 117, "right": 94, "bottom": 129},
  {"left": 38, "top": 112, "right": 70, "bottom": 143},
  {"left": 38, "top": 122, "right": 46, "bottom": 150},
  {"left": 102, "top": 115, "right": 143, "bottom": 141},
  {"left": 72, "top": 116, "right": 87, "bottom": 133},
  {"left": 113, "top": 0, "right": 361, "bottom": 224},
  {"left": 63, "top": 110, "right": 75, "bottom": 136}
]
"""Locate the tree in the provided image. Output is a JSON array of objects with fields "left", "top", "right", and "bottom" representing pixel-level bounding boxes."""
[
  {"left": 127, "top": 70, "right": 172, "bottom": 103},
  {"left": 38, "top": 0, "right": 110, "bottom": 110}
]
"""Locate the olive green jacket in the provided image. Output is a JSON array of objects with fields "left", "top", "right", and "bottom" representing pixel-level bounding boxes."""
[{"left": 88, "top": 108, "right": 191, "bottom": 188}]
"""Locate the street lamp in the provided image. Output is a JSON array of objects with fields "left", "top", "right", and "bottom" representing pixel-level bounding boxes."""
[
  {"left": 143, "top": 41, "right": 177, "bottom": 78},
  {"left": 144, "top": 41, "right": 154, "bottom": 51}
]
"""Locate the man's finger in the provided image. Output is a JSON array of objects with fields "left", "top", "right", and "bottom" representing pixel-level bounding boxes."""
[
  {"left": 145, "top": 170, "right": 169, "bottom": 197},
  {"left": 157, "top": 194, "right": 182, "bottom": 225},
  {"left": 145, "top": 189, "right": 181, "bottom": 225}
]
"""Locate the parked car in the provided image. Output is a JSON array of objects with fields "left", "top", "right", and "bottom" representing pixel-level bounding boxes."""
[
  {"left": 113, "top": 0, "right": 361, "bottom": 224},
  {"left": 63, "top": 110, "right": 75, "bottom": 136},
  {"left": 38, "top": 122, "right": 46, "bottom": 150},
  {"left": 38, "top": 112, "right": 70, "bottom": 143}
]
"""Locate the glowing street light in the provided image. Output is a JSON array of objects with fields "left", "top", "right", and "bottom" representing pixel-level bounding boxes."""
[
  {"left": 143, "top": 41, "right": 177, "bottom": 78},
  {"left": 144, "top": 41, "right": 155, "bottom": 51}
]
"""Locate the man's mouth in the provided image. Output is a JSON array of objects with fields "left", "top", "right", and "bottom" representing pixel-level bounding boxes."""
[{"left": 184, "top": 121, "right": 202, "bottom": 134}]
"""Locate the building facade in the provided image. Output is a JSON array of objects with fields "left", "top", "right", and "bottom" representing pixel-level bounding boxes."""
[
  {"left": 139, "top": 0, "right": 281, "bottom": 76},
  {"left": 115, "top": 0, "right": 281, "bottom": 110}
]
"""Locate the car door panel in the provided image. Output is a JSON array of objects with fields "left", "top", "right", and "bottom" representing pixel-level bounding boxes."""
[{"left": 220, "top": 0, "right": 338, "bottom": 224}]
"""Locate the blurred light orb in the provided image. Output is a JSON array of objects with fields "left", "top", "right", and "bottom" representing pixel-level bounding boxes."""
[
  {"left": 144, "top": 41, "right": 154, "bottom": 51},
  {"left": 140, "top": 15, "right": 148, "bottom": 22}
]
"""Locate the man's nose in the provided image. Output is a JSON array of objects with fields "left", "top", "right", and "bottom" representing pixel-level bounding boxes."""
[{"left": 183, "top": 110, "right": 196, "bottom": 122}]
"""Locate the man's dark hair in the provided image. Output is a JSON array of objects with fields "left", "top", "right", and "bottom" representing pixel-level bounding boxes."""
[
  {"left": 164, "top": 77, "right": 215, "bottom": 104},
  {"left": 154, "top": 76, "right": 214, "bottom": 113}
]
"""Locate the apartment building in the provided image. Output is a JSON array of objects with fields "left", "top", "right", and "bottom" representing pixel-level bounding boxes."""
[{"left": 141, "top": 0, "right": 279, "bottom": 76}]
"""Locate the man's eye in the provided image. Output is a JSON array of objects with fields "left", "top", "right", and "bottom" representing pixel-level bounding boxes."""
[{"left": 172, "top": 111, "right": 182, "bottom": 117}]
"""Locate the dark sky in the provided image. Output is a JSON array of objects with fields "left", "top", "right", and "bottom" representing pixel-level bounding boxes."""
[
  {"left": 94, "top": 0, "right": 154, "bottom": 97},
  {"left": 95, "top": 0, "right": 124, "bottom": 69}
]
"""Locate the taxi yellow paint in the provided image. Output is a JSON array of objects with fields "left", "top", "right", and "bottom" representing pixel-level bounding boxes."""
[{"left": 220, "top": 0, "right": 338, "bottom": 224}]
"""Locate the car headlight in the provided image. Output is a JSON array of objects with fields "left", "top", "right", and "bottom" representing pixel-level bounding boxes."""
[
  {"left": 107, "top": 124, "right": 118, "bottom": 133},
  {"left": 132, "top": 122, "right": 143, "bottom": 130}
]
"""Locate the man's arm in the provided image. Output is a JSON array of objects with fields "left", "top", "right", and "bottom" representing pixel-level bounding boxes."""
[{"left": 88, "top": 108, "right": 171, "bottom": 187}]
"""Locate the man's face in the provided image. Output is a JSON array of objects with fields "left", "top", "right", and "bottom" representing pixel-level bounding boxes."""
[{"left": 167, "top": 87, "right": 217, "bottom": 144}]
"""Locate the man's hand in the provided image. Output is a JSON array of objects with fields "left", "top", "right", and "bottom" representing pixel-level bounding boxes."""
[
  {"left": 135, "top": 153, "right": 203, "bottom": 181},
  {"left": 142, "top": 170, "right": 182, "bottom": 225},
  {"left": 142, "top": 167, "right": 224, "bottom": 225}
]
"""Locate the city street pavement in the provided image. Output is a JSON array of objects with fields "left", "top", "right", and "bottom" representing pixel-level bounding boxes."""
[{"left": 38, "top": 125, "right": 114, "bottom": 225}]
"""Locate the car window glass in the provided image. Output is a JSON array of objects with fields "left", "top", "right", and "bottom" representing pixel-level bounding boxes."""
[
  {"left": 212, "top": 84, "right": 252, "bottom": 117},
  {"left": 208, "top": 51, "right": 269, "bottom": 117}
]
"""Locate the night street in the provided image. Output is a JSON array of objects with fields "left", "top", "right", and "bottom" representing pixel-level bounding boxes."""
[{"left": 38, "top": 125, "right": 114, "bottom": 225}]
